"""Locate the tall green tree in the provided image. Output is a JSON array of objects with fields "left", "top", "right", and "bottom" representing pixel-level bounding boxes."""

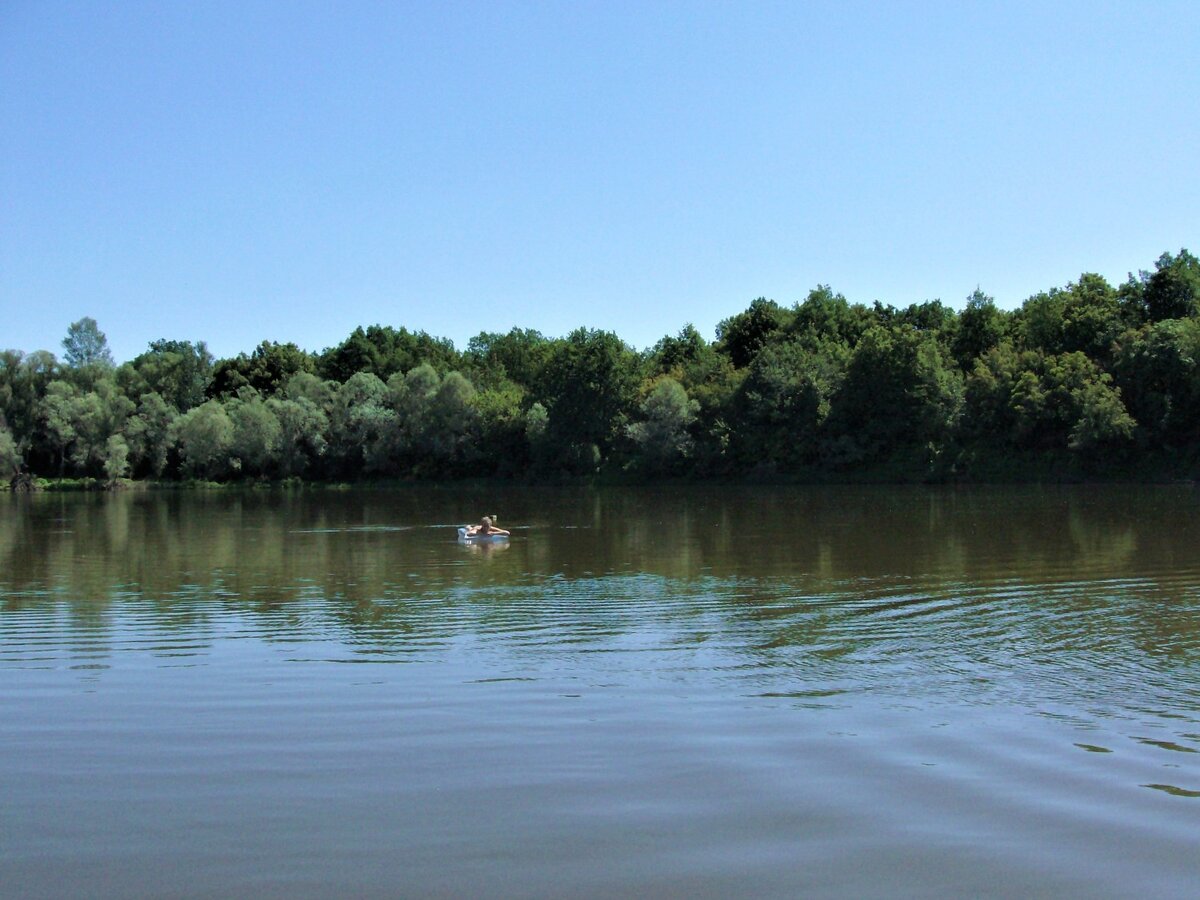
[
  {"left": 965, "top": 346, "right": 1134, "bottom": 456},
  {"left": 228, "top": 393, "right": 282, "bottom": 477},
  {"left": 0, "top": 350, "right": 23, "bottom": 431},
  {"left": 62, "top": 317, "right": 114, "bottom": 369},
  {"left": 825, "top": 325, "right": 962, "bottom": 465},
  {"left": 466, "top": 328, "right": 555, "bottom": 396},
  {"left": 470, "top": 382, "right": 527, "bottom": 476},
  {"left": 319, "top": 325, "right": 460, "bottom": 383},
  {"left": 788, "top": 286, "right": 872, "bottom": 349},
  {"left": 173, "top": 400, "right": 235, "bottom": 479},
  {"left": 1059, "top": 273, "right": 1123, "bottom": 360},
  {"left": 120, "top": 340, "right": 213, "bottom": 412},
  {"left": 1143, "top": 249, "right": 1200, "bottom": 322},
  {"left": 541, "top": 328, "right": 641, "bottom": 471},
  {"left": 0, "top": 425, "right": 20, "bottom": 478},
  {"left": 426, "top": 372, "right": 480, "bottom": 474},
  {"left": 651, "top": 324, "right": 711, "bottom": 376},
  {"left": 523, "top": 402, "right": 553, "bottom": 474},
  {"left": 268, "top": 396, "right": 328, "bottom": 478},
  {"left": 1112, "top": 318, "right": 1200, "bottom": 447},
  {"left": 952, "top": 289, "right": 1006, "bottom": 370},
  {"left": 1013, "top": 290, "right": 1067, "bottom": 355},
  {"left": 1, "top": 350, "right": 59, "bottom": 457},
  {"left": 36, "top": 377, "right": 133, "bottom": 477},
  {"left": 728, "top": 338, "right": 844, "bottom": 472},
  {"left": 716, "top": 297, "right": 792, "bottom": 368},
  {"left": 328, "top": 372, "right": 392, "bottom": 475},
  {"left": 649, "top": 325, "right": 737, "bottom": 471},
  {"left": 961, "top": 343, "right": 1026, "bottom": 445},
  {"left": 888, "top": 299, "right": 958, "bottom": 340},
  {"left": 209, "top": 341, "right": 315, "bottom": 398},
  {"left": 67, "top": 379, "right": 135, "bottom": 474},
  {"left": 283, "top": 372, "right": 336, "bottom": 413},
  {"left": 103, "top": 435, "right": 130, "bottom": 482},
  {"left": 38, "top": 381, "right": 78, "bottom": 479},
  {"left": 124, "top": 392, "right": 177, "bottom": 478},
  {"left": 628, "top": 376, "right": 698, "bottom": 474},
  {"left": 387, "top": 364, "right": 438, "bottom": 472}
]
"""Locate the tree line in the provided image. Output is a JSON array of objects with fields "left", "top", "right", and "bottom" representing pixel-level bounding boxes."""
[{"left": 2, "top": 249, "right": 1198, "bottom": 486}]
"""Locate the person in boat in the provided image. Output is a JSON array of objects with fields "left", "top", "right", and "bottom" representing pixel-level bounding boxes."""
[{"left": 464, "top": 516, "right": 509, "bottom": 537}]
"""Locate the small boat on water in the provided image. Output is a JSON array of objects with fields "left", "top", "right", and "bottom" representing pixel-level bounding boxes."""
[{"left": 458, "top": 526, "right": 509, "bottom": 543}]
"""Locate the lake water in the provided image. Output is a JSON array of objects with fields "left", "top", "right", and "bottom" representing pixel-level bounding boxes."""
[{"left": 2, "top": 485, "right": 1199, "bottom": 898}]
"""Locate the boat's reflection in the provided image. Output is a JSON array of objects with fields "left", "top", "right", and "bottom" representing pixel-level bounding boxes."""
[{"left": 461, "top": 539, "right": 512, "bottom": 558}]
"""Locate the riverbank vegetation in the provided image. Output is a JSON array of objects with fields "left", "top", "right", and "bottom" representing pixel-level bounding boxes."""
[{"left": 3, "top": 249, "right": 1199, "bottom": 487}]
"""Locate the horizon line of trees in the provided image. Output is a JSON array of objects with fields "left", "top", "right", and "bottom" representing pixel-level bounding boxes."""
[{"left": 3, "top": 249, "right": 1199, "bottom": 485}]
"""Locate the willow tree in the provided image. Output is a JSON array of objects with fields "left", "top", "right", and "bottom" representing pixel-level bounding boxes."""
[
  {"left": 174, "top": 400, "right": 234, "bottom": 479},
  {"left": 627, "top": 377, "right": 698, "bottom": 474}
]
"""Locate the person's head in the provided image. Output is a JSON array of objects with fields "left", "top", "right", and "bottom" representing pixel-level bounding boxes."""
[{"left": 481, "top": 516, "right": 492, "bottom": 527}]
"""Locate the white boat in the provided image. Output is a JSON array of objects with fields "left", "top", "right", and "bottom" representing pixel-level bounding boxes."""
[{"left": 458, "top": 526, "right": 509, "bottom": 543}]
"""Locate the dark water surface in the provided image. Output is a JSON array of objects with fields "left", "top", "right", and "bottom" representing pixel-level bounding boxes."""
[{"left": 3, "top": 486, "right": 1199, "bottom": 898}]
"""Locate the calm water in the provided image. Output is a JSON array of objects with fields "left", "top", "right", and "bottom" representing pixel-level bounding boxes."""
[{"left": 2, "top": 485, "right": 1199, "bottom": 898}]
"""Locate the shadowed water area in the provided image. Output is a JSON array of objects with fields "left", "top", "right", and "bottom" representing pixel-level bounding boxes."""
[{"left": 2, "top": 485, "right": 1199, "bottom": 898}]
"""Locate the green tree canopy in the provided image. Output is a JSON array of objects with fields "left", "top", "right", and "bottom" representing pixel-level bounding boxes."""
[
  {"left": 788, "top": 286, "right": 872, "bottom": 349},
  {"left": 103, "top": 435, "right": 130, "bottom": 482},
  {"left": 228, "top": 393, "right": 282, "bottom": 477},
  {"left": 3, "top": 247, "right": 1196, "bottom": 485},
  {"left": 121, "top": 340, "right": 213, "bottom": 412},
  {"left": 541, "top": 328, "right": 642, "bottom": 470},
  {"left": 952, "top": 289, "right": 1006, "bottom": 371},
  {"left": 1143, "top": 249, "right": 1200, "bottom": 322},
  {"left": 1013, "top": 290, "right": 1067, "bottom": 355},
  {"left": 651, "top": 324, "right": 710, "bottom": 374},
  {"left": 1059, "top": 273, "right": 1123, "bottom": 360},
  {"left": 717, "top": 297, "right": 792, "bottom": 368},
  {"left": 208, "top": 341, "right": 315, "bottom": 399},
  {"left": 728, "top": 338, "right": 844, "bottom": 472},
  {"left": 965, "top": 346, "right": 1135, "bottom": 456},
  {"left": 124, "top": 392, "right": 177, "bottom": 478},
  {"left": 466, "top": 328, "right": 555, "bottom": 396},
  {"left": 1, "top": 350, "right": 59, "bottom": 450},
  {"left": 173, "top": 400, "right": 234, "bottom": 479},
  {"left": 268, "top": 396, "right": 328, "bottom": 478},
  {"left": 36, "top": 377, "right": 133, "bottom": 477},
  {"left": 327, "top": 372, "right": 392, "bottom": 476},
  {"left": 627, "top": 376, "right": 698, "bottom": 474},
  {"left": 319, "top": 325, "right": 460, "bottom": 383},
  {"left": 0, "top": 425, "right": 20, "bottom": 477},
  {"left": 1112, "top": 318, "right": 1200, "bottom": 446},
  {"left": 826, "top": 325, "right": 962, "bottom": 465},
  {"left": 283, "top": 372, "right": 335, "bottom": 410}
]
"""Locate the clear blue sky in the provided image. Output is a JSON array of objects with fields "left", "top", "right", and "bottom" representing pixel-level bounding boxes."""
[{"left": 3, "top": 1, "right": 1197, "bottom": 364}]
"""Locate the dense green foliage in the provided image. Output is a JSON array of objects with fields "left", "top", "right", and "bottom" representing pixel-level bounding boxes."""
[{"left": 4, "top": 249, "right": 1199, "bottom": 485}]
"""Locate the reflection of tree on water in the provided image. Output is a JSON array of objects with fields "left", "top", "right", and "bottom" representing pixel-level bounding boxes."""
[
  {"left": 461, "top": 539, "right": 511, "bottom": 559},
  {"left": 2, "top": 486, "right": 1199, "bottom": 676}
]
